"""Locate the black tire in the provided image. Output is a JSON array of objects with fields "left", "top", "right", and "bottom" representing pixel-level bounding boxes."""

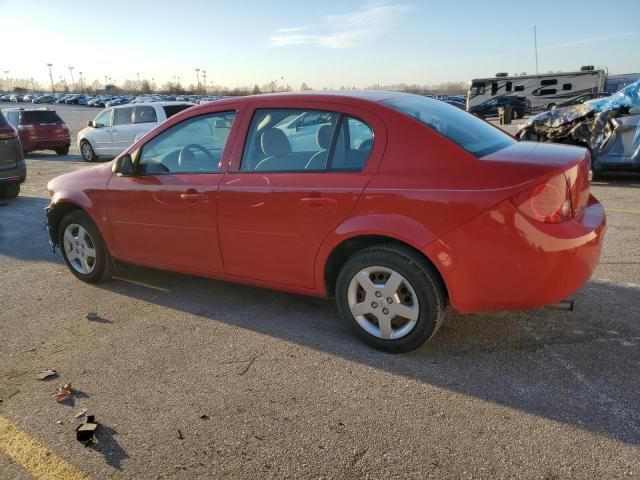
[
  {"left": 546, "top": 103, "right": 556, "bottom": 111},
  {"left": 55, "top": 146, "right": 69, "bottom": 156},
  {"left": 512, "top": 109, "right": 520, "bottom": 120},
  {"left": 58, "top": 210, "right": 113, "bottom": 283},
  {"left": 335, "top": 245, "right": 446, "bottom": 353},
  {"left": 80, "top": 140, "right": 97, "bottom": 162},
  {"left": 0, "top": 182, "right": 20, "bottom": 200}
]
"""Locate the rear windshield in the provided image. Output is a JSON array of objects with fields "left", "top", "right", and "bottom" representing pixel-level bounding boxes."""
[
  {"left": 21, "top": 110, "right": 63, "bottom": 124},
  {"left": 382, "top": 95, "right": 515, "bottom": 158},
  {"left": 163, "top": 104, "right": 191, "bottom": 118}
]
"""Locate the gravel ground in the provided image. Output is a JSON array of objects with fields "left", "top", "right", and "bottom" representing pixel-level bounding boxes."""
[{"left": 1, "top": 104, "right": 639, "bottom": 479}]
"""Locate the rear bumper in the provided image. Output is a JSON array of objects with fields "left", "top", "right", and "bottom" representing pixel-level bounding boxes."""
[
  {"left": 20, "top": 135, "right": 70, "bottom": 151},
  {"left": 424, "top": 195, "right": 606, "bottom": 313}
]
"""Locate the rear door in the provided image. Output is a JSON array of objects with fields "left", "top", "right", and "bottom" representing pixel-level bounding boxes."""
[
  {"left": 218, "top": 102, "right": 386, "bottom": 288},
  {"left": 111, "top": 106, "right": 136, "bottom": 155}
]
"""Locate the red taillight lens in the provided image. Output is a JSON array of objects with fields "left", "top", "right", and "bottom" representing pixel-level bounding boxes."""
[
  {"left": 0, "top": 127, "right": 17, "bottom": 139},
  {"left": 511, "top": 174, "right": 573, "bottom": 223}
]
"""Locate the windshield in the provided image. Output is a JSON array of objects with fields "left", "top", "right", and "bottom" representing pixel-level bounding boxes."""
[{"left": 382, "top": 95, "right": 515, "bottom": 157}]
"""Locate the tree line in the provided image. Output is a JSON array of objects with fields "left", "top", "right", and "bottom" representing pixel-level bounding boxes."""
[{"left": 0, "top": 76, "right": 468, "bottom": 97}]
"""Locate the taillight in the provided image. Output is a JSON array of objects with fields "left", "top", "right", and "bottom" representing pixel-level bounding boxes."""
[
  {"left": 511, "top": 173, "right": 573, "bottom": 223},
  {"left": 0, "top": 127, "right": 17, "bottom": 139}
]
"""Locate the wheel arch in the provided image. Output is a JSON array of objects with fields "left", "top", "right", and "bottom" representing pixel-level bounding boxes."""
[
  {"left": 47, "top": 199, "right": 101, "bottom": 248},
  {"left": 321, "top": 233, "right": 449, "bottom": 302}
]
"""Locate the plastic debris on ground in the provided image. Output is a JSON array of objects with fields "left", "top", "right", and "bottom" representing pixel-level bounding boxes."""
[
  {"left": 36, "top": 369, "right": 58, "bottom": 380},
  {"left": 76, "top": 415, "right": 99, "bottom": 443},
  {"left": 53, "top": 383, "right": 73, "bottom": 402}
]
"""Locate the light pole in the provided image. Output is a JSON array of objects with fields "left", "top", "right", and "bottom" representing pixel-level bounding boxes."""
[
  {"left": 46, "top": 63, "right": 54, "bottom": 93},
  {"left": 195, "top": 68, "right": 200, "bottom": 90},
  {"left": 78, "top": 72, "right": 83, "bottom": 92},
  {"left": 68, "top": 66, "right": 75, "bottom": 92},
  {"left": 202, "top": 70, "right": 207, "bottom": 93},
  {"left": 3, "top": 70, "right": 8, "bottom": 82}
]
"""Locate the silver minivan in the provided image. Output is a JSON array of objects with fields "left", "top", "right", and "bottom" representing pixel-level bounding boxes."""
[{"left": 77, "top": 102, "right": 192, "bottom": 162}]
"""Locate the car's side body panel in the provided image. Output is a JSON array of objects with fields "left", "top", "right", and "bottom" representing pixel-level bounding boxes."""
[{"left": 47, "top": 92, "right": 607, "bottom": 315}]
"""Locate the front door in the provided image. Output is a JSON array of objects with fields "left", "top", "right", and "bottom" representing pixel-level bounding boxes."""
[
  {"left": 219, "top": 104, "right": 383, "bottom": 289},
  {"left": 90, "top": 108, "right": 114, "bottom": 155},
  {"left": 111, "top": 106, "right": 136, "bottom": 155},
  {"left": 106, "top": 110, "right": 239, "bottom": 273}
]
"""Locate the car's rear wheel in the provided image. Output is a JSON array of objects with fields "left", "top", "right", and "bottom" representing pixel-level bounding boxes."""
[
  {"left": 80, "top": 140, "right": 97, "bottom": 162},
  {"left": 55, "top": 146, "right": 69, "bottom": 156},
  {"left": 336, "top": 245, "right": 446, "bottom": 353},
  {"left": 0, "top": 182, "right": 20, "bottom": 200},
  {"left": 546, "top": 103, "right": 556, "bottom": 111},
  {"left": 58, "top": 210, "right": 112, "bottom": 283}
]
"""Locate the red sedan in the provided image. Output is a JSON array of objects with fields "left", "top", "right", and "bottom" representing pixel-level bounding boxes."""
[{"left": 46, "top": 92, "right": 606, "bottom": 352}]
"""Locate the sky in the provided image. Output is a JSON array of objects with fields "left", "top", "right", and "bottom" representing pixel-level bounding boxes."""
[{"left": 1, "top": 0, "right": 639, "bottom": 90}]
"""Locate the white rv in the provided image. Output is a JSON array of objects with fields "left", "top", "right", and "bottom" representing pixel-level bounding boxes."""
[{"left": 467, "top": 67, "right": 606, "bottom": 111}]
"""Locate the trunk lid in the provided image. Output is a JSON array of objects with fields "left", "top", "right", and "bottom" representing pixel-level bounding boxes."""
[{"left": 482, "top": 141, "right": 592, "bottom": 217}]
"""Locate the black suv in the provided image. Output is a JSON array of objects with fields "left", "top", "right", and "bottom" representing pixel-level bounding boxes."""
[
  {"left": 468, "top": 96, "right": 532, "bottom": 119},
  {"left": 0, "top": 111, "right": 26, "bottom": 199}
]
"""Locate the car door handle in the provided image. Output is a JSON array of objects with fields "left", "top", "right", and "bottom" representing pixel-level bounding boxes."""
[
  {"left": 180, "top": 191, "right": 208, "bottom": 202},
  {"left": 300, "top": 196, "right": 337, "bottom": 206}
]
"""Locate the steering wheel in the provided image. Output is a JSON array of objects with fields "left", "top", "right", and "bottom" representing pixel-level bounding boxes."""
[{"left": 178, "top": 144, "right": 215, "bottom": 170}]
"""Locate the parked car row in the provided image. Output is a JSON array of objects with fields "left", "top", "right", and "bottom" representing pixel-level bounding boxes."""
[{"left": 0, "top": 92, "right": 221, "bottom": 107}]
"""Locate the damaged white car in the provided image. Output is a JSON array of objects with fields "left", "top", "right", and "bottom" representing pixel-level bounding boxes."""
[{"left": 518, "top": 80, "right": 640, "bottom": 177}]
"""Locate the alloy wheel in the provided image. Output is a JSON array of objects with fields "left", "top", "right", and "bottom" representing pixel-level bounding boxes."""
[
  {"left": 62, "top": 223, "right": 97, "bottom": 274},
  {"left": 347, "top": 266, "right": 420, "bottom": 340}
]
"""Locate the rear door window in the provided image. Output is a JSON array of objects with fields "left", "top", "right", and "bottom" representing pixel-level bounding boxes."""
[
  {"left": 241, "top": 109, "right": 340, "bottom": 172},
  {"left": 133, "top": 106, "right": 158, "bottom": 124},
  {"left": 240, "top": 109, "right": 374, "bottom": 172},
  {"left": 113, "top": 107, "right": 134, "bottom": 126}
]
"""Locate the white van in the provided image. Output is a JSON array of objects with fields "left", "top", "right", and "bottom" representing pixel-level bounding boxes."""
[{"left": 77, "top": 102, "right": 193, "bottom": 162}]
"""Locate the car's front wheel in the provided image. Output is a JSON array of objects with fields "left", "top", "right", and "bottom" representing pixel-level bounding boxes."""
[
  {"left": 0, "top": 182, "right": 20, "bottom": 200},
  {"left": 336, "top": 245, "right": 446, "bottom": 353},
  {"left": 58, "top": 210, "right": 112, "bottom": 283},
  {"left": 80, "top": 140, "right": 97, "bottom": 162}
]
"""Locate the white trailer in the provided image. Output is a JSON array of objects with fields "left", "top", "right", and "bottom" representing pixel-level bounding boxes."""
[{"left": 467, "top": 68, "right": 606, "bottom": 111}]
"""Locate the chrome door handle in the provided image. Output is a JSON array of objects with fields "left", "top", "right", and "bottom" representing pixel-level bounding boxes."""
[{"left": 300, "top": 196, "right": 337, "bottom": 206}]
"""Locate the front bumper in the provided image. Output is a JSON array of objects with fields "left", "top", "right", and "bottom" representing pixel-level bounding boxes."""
[{"left": 424, "top": 195, "right": 606, "bottom": 313}]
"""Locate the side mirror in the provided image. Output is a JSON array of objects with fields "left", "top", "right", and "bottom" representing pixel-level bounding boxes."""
[
  {"left": 114, "top": 154, "right": 134, "bottom": 177},
  {"left": 87, "top": 120, "right": 94, "bottom": 127}
]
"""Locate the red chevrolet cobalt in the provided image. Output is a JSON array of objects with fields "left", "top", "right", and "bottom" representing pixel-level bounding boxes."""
[{"left": 46, "top": 92, "right": 605, "bottom": 352}]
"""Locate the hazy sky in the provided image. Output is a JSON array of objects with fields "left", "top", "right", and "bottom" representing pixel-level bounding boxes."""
[{"left": 2, "top": 0, "right": 639, "bottom": 89}]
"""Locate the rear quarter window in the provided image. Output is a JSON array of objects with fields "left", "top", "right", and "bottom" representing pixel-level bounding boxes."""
[
  {"left": 21, "top": 110, "right": 63, "bottom": 124},
  {"left": 0, "top": 112, "right": 9, "bottom": 128},
  {"left": 383, "top": 95, "right": 515, "bottom": 158}
]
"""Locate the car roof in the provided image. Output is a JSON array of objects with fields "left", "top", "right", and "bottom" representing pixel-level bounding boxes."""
[
  {"left": 190, "top": 90, "right": 419, "bottom": 111},
  {"left": 1, "top": 107, "right": 55, "bottom": 112},
  {"left": 111, "top": 101, "right": 193, "bottom": 108}
]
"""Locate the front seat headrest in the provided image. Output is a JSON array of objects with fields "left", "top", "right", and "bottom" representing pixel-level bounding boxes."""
[
  {"left": 316, "top": 124, "right": 332, "bottom": 150},
  {"left": 261, "top": 129, "right": 291, "bottom": 157}
]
